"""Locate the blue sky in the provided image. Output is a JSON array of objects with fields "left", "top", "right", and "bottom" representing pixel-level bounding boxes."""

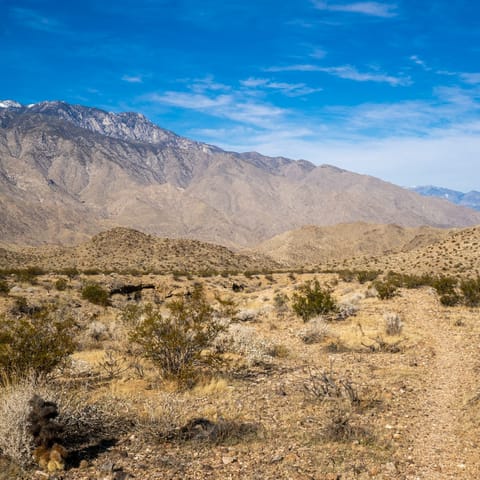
[{"left": 2, "top": 0, "right": 480, "bottom": 190}]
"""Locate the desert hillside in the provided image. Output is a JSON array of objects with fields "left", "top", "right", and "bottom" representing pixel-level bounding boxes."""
[
  {"left": 253, "top": 222, "right": 451, "bottom": 267},
  {"left": 0, "top": 227, "right": 281, "bottom": 273},
  {"left": 339, "top": 225, "right": 480, "bottom": 277}
]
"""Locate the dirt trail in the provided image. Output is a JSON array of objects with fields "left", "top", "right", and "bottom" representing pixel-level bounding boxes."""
[{"left": 406, "top": 295, "right": 480, "bottom": 479}]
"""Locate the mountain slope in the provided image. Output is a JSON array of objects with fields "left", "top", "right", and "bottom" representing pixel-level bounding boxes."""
[{"left": 1, "top": 100, "right": 480, "bottom": 247}]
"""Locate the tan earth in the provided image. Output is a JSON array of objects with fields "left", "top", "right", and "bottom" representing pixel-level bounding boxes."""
[{"left": 1, "top": 267, "right": 480, "bottom": 480}]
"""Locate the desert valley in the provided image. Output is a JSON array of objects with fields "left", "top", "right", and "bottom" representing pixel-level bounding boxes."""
[{"left": 0, "top": 100, "right": 480, "bottom": 480}]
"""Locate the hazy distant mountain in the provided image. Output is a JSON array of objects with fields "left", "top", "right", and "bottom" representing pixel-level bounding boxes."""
[
  {"left": 1, "top": 99, "right": 480, "bottom": 247},
  {"left": 411, "top": 186, "right": 480, "bottom": 211}
]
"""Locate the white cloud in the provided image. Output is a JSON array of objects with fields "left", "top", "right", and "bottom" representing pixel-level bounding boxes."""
[
  {"left": 409, "top": 55, "right": 431, "bottom": 71},
  {"left": 145, "top": 90, "right": 286, "bottom": 128},
  {"left": 147, "top": 92, "right": 233, "bottom": 109},
  {"left": 240, "top": 77, "right": 322, "bottom": 96},
  {"left": 313, "top": 1, "right": 398, "bottom": 18},
  {"left": 266, "top": 64, "right": 410, "bottom": 86},
  {"left": 122, "top": 75, "right": 143, "bottom": 83}
]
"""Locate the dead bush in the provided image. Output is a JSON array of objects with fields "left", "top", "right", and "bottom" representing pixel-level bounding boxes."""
[
  {"left": 304, "top": 368, "right": 360, "bottom": 406},
  {"left": 384, "top": 312, "right": 403, "bottom": 336},
  {"left": 213, "top": 323, "right": 275, "bottom": 366},
  {"left": 299, "top": 317, "right": 329, "bottom": 344}
]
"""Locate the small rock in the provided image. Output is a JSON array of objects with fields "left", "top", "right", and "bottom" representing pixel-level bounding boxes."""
[
  {"left": 100, "top": 461, "right": 115, "bottom": 472},
  {"left": 113, "top": 471, "right": 130, "bottom": 480},
  {"left": 222, "top": 456, "right": 237, "bottom": 465},
  {"left": 270, "top": 454, "right": 284, "bottom": 464},
  {"left": 384, "top": 462, "right": 397, "bottom": 473},
  {"left": 79, "top": 459, "right": 90, "bottom": 469}
]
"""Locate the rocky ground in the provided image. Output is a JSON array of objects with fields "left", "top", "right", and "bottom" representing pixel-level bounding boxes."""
[{"left": 0, "top": 272, "right": 479, "bottom": 480}]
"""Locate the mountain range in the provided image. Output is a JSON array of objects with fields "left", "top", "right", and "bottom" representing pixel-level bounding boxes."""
[
  {"left": 1, "top": 99, "right": 479, "bottom": 248},
  {"left": 411, "top": 186, "right": 480, "bottom": 211}
]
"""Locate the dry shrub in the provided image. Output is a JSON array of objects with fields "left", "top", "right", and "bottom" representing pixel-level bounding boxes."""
[
  {"left": 334, "top": 302, "right": 359, "bottom": 320},
  {"left": 323, "top": 403, "right": 372, "bottom": 443},
  {"left": 213, "top": 323, "right": 275, "bottom": 366},
  {"left": 299, "top": 316, "right": 329, "bottom": 344},
  {"left": 0, "top": 376, "right": 132, "bottom": 470},
  {"left": 0, "top": 376, "right": 55, "bottom": 468},
  {"left": 384, "top": 312, "right": 403, "bottom": 336}
]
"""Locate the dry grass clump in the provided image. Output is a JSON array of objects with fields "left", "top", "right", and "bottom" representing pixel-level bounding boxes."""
[
  {"left": 384, "top": 312, "right": 403, "bottom": 336},
  {"left": 213, "top": 323, "right": 276, "bottom": 366},
  {"left": 299, "top": 316, "right": 329, "bottom": 344}
]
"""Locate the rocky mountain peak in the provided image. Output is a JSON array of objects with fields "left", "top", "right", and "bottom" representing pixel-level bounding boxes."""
[{"left": 0, "top": 100, "right": 22, "bottom": 109}]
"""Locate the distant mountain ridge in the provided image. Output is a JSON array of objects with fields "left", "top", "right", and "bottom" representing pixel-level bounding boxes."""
[
  {"left": 411, "top": 186, "right": 480, "bottom": 211},
  {"left": 1, "top": 99, "right": 480, "bottom": 247}
]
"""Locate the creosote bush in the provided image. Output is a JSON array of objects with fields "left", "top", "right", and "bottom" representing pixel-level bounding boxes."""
[
  {"left": 291, "top": 279, "right": 337, "bottom": 322},
  {"left": 460, "top": 277, "right": 480, "bottom": 307},
  {"left": 81, "top": 282, "right": 109, "bottom": 306},
  {"left": 54, "top": 278, "right": 68, "bottom": 291},
  {"left": 0, "top": 279, "right": 10, "bottom": 296},
  {"left": 373, "top": 280, "right": 397, "bottom": 300},
  {"left": 129, "top": 283, "right": 224, "bottom": 383},
  {"left": 0, "top": 307, "right": 76, "bottom": 380}
]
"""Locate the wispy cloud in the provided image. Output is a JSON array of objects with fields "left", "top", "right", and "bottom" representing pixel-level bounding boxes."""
[
  {"left": 459, "top": 73, "right": 480, "bottom": 85},
  {"left": 122, "top": 75, "right": 143, "bottom": 83},
  {"left": 190, "top": 76, "right": 231, "bottom": 93},
  {"left": 144, "top": 90, "right": 286, "bottom": 128},
  {"left": 409, "top": 55, "right": 431, "bottom": 71},
  {"left": 10, "top": 7, "right": 65, "bottom": 33},
  {"left": 266, "top": 64, "right": 410, "bottom": 86},
  {"left": 240, "top": 77, "right": 322, "bottom": 96},
  {"left": 312, "top": 1, "right": 398, "bottom": 18}
]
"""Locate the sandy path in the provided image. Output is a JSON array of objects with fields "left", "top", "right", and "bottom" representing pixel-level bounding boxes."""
[{"left": 405, "top": 297, "right": 480, "bottom": 479}]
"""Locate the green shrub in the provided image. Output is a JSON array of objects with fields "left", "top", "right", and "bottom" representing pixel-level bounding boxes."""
[
  {"left": 373, "top": 280, "right": 397, "bottom": 300},
  {"left": 14, "top": 266, "right": 45, "bottom": 284},
  {"left": 356, "top": 270, "right": 379, "bottom": 284},
  {"left": 432, "top": 276, "right": 457, "bottom": 296},
  {"left": 81, "top": 282, "right": 110, "bottom": 306},
  {"left": 292, "top": 279, "right": 337, "bottom": 322},
  {"left": 59, "top": 267, "right": 79, "bottom": 279},
  {"left": 55, "top": 278, "right": 68, "bottom": 291},
  {"left": 460, "top": 277, "right": 480, "bottom": 307},
  {"left": 0, "top": 279, "right": 9, "bottom": 296},
  {"left": 439, "top": 293, "right": 461, "bottom": 307},
  {"left": 129, "top": 283, "right": 224, "bottom": 382},
  {"left": 0, "top": 307, "right": 76, "bottom": 380}
]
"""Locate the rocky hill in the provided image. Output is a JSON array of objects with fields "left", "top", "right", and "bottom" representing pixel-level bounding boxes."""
[
  {"left": 0, "top": 227, "right": 280, "bottom": 273},
  {"left": 1, "top": 100, "right": 480, "bottom": 247}
]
